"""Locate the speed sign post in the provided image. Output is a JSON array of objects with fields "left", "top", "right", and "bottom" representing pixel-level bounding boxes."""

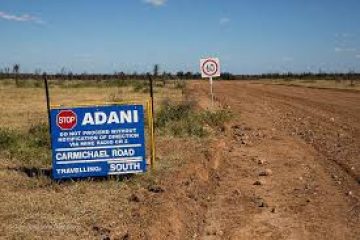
[{"left": 200, "top": 58, "right": 220, "bottom": 107}]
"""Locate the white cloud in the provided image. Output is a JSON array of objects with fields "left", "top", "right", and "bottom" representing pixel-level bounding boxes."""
[
  {"left": 219, "top": 17, "right": 230, "bottom": 25},
  {"left": 334, "top": 47, "right": 356, "bottom": 53},
  {"left": 0, "top": 11, "right": 44, "bottom": 24},
  {"left": 335, "top": 33, "right": 354, "bottom": 38},
  {"left": 144, "top": 0, "right": 167, "bottom": 7}
]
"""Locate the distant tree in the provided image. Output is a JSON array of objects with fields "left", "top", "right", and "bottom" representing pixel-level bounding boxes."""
[
  {"left": 68, "top": 71, "right": 73, "bottom": 81},
  {"left": 176, "top": 71, "right": 184, "bottom": 80},
  {"left": 115, "top": 71, "right": 126, "bottom": 80},
  {"left": 185, "top": 71, "right": 193, "bottom": 79},
  {"left": 13, "top": 64, "right": 19, "bottom": 73},
  {"left": 194, "top": 72, "right": 201, "bottom": 79},
  {"left": 13, "top": 64, "right": 20, "bottom": 87},
  {"left": 221, "top": 72, "right": 235, "bottom": 80},
  {"left": 153, "top": 64, "right": 159, "bottom": 77}
]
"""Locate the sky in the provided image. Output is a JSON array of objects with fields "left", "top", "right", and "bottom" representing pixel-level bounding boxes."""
[{"left": 0, "top": 0, "right": 360, "bottom": 74}]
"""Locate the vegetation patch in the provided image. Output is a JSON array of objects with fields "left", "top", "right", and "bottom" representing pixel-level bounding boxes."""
[
  {"left": 174, "top": 80, "right": 186, "bottom": 90},
  {"left": 155, "top": 100, "right": 232, "bottom": 137},
  {"left": 132, "top": 80, "right": 149, "bottom": 93},
  {"left": 0, "top": 123, "right": 51, "bottom": 168},
  {"left": 201, "top": 109, "right": 233, "bottom": 130}
]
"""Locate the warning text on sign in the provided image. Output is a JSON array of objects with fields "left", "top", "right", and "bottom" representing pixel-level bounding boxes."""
[{"left": 50, "top": 105, "right": 146, "bottom": 179}]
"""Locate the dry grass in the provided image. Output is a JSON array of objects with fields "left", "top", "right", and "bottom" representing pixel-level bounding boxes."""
[
  {"left": 0, "top": 169, "right": 132, "bottom": 239},
  {"left": 0, "top": 80, "right": 230, "bottom": 239},
  {"left": 0, "top": 80, "right": 187, "bottom": 239},
  {"left": 0, "top": 81, "right": 183, "bottom": 131},
  {"left": 0, "top": 136, "right": 204, "bottom": 239},
  {"left": 265, "top": 79, "right": 360, "bottom": 90}
]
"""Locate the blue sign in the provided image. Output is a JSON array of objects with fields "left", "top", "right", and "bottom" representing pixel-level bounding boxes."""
[{"left": 50, "top": 104, "right": 146, "bottom": 179}]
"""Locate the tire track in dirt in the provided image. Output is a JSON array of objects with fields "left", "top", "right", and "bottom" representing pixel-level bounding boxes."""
[
  {"left": 249, "top": 84, "right": 360, "bottom": 181},
  {"left": 190, "top": 81, "right": 360, "bottom": 240},
  {"left": 122, "top": 81, "right": 359, "bottom": 239}
]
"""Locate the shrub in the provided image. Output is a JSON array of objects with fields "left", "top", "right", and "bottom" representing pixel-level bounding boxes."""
[
  {"left": 28, "top": 123, "right": 50, "bottom": 148},
  {"left": 200, "top": 110, "right": 232, "bottom": 130},
  {"left": 168, "top": 118, "right": 207, "bottom": 138},
  {"left": 155, "top": 100, "right": 231, "bottom": 138},
  {"left": 0, "top": 129, "right": 16, "bottom": 150},
  {"left": 155, "top": 100, "right": 194, "bottom": 128},
  {"left": 132, "top": 80, "right": 148, "bottom": 92},
  {"left": 0, "top": 123, "right": 51, "bottom": 167}
]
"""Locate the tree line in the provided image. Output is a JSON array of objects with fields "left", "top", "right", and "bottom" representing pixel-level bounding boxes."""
[{"left": 0, "top": 64, "right": 359, "bottom": 82}]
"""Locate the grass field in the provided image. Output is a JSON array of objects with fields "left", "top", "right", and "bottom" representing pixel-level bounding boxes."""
[
  {"left": 0, "top": 79, "right": 184, "bottom": 131},
  {"left": 0, "top": 79, "right": 230, "bottom": 239},
  {"left": 0, "top": 79, "right": 179, "bottom": 239},
  {"left": 0, "top": 80, "right": 182, "bottom": 239}
]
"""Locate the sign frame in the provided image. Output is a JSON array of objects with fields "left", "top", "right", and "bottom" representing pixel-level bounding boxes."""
[
  {"left": 200, "top": 58, "right": 221, "bottom": 78},
  {"left": 49, "top": 101, "right": 154, "bottom": 180}
]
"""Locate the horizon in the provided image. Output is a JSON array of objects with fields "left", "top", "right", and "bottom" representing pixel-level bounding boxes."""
[
  {"left": 1, "top": 69, "right": 360, "bottom": 76},
  {"left": 1, "top": 0, "right": 360, "bottom": 74}
]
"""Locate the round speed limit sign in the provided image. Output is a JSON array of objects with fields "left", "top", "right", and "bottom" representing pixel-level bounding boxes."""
[{"left": 200, "top": 58, "right": 221, "bottom": 78}]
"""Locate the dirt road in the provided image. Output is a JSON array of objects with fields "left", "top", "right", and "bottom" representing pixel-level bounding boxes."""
[
  {"left": 2, "top": 81, "right": 359, "bottom": 239},
  {"left": 126, "top": 81, "right": 360, "bottom": 240}
]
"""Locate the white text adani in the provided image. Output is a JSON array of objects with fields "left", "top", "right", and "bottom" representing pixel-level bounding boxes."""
[{"left": 82, "top": 110, "right": 139, "bottom": 126}]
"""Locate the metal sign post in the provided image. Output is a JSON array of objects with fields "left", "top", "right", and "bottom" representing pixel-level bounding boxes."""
[
  {"left": 43, "top": 73, "right": 53, "bottom": 144},
  {"left": 210, "top": 77, "right": 214, "bottom": 106},
  {"left": 200, "top": 58, "right": 220, "bottom": 108},
  {"left": 147, "top": 73, "right": 156, "bottom": 168}
]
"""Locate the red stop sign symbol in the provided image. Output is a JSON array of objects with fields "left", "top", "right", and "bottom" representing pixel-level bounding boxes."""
[{"left": 56, "top": 110, "right": 77, "bottom": 130}]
